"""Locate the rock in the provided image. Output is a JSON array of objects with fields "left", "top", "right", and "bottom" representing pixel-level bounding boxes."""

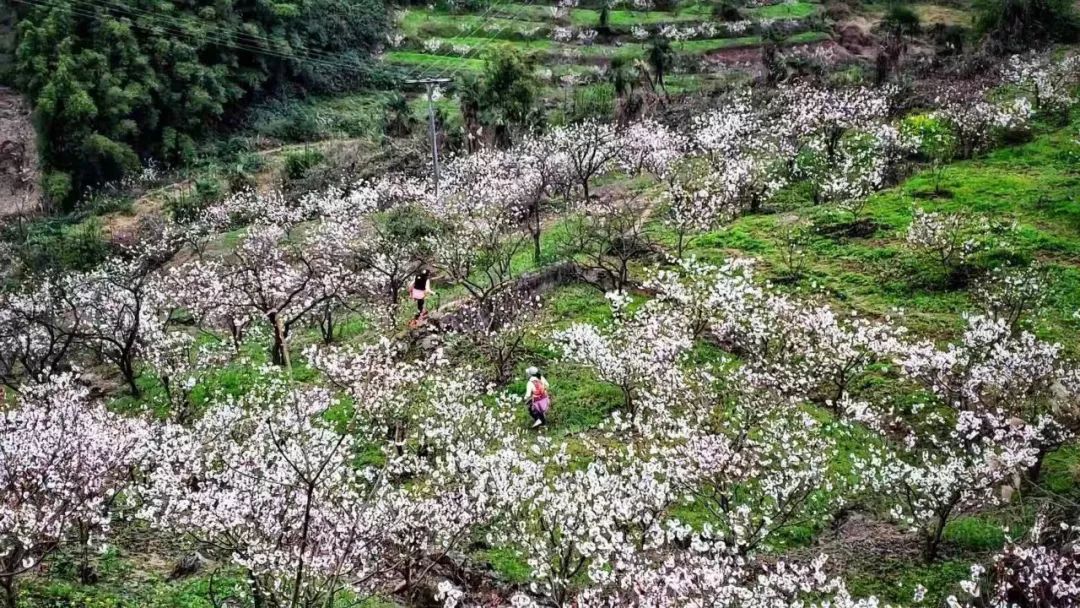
[
  {"left": 835, "top": 24, "right": 875, "bottom": 56},
  {"left": 168, "top": 553, "right": 204, "bottom": 580}
]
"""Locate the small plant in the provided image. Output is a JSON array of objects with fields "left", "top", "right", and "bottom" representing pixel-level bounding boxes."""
[
  {"left": 282, "top": 148, "right": 325, "bottom": 182},
  {"left": 902, "top": 113, "right": 958, "bottom": 195},
  {"left": 777, "top": 214, "right": 812, "bottom": 280},
  {"left": 905, "top": 207, "right": 1012, "bottom": 285}
]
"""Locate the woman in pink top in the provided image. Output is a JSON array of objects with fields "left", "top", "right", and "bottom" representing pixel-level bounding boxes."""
[{"left": 411, "top": 269, "right": 432, "bottom": 319}]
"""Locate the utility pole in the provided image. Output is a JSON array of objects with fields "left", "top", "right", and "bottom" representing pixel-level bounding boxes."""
[{"left": 405, "top": 77, "right": 452, "bottom": 199}]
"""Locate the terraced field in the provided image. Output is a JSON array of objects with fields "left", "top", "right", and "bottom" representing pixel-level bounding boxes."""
[{"left": 386, "top": 0, "right": 828, "bottom": 96}]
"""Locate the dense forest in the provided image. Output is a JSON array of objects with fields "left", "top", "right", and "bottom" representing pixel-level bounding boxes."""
[{"left": 8, "top": 0, "right": 389, "bottom": 206}]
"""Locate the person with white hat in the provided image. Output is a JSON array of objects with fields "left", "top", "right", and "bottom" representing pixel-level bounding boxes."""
[{"left": 523, "top": 366, "right": 550, "bottom": 428}]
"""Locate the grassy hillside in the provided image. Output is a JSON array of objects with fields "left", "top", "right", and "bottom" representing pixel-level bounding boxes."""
[
  {"left": 13, "top": 100, "right": 1080, "bottom": 608},
  {"left": 387, "top": 0, "right": 829, "bottom": 94}
]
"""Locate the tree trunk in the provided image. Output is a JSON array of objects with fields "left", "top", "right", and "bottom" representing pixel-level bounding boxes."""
[
  {"left": 1027, "top": 448, "right": 1047, "bottom": 483},
  {"left": 320, "top": 306, "right": 335, "bottom": 345},
  {"left": 532, "top": 210, "right": 543, "bottom": 266},
  {"left": 270, "top": 313, "right": 290, "bottom": 369},
  {"left": 122, "top": 356, "right": 140, "bottom": 398},
  {"left": 249, "top": 570, "right": 266, "bottom": 608},
  {"left": 923, "top": 513, "right": 948, "bottom": 563},
  {"left": 290, "top": 483, "right": 316, "bottom": 608},
  {"left": 1, "top": 575, "right": 17, "bottom": 608}
]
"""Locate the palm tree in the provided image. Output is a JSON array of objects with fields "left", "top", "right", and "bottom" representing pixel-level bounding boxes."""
[
  {"left": 384, "top": 93, "right": 418, "bottom": 138},
  {"left": 608, "top": 56, "right": 641, "bottom": 125},
  {"left": 457, "top": 74, "right": 485, "bottom": 152},
  {"left": 645, "top": 37, "right": 673, "bottom": 99}
]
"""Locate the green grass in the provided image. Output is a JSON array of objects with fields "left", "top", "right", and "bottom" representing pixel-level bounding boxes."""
[
  {"left": 847, "top": 559, "right": 973, "bottom": 606},
  {"left": 943, "top": 517, "right": 1007, "bottom": 552},
  {"left": 399, "top": 10, "right": 548, "bottom": 38},
  {"left": 383, "top": 51, "right": 486, "bottom": 72},
  {"left": 680, "top": 117, "right": 1080, "bottom": 342},
  {"left": 413, "top": 36, "right": 555, "bottom": 55},
  {"left": 568, "top": 6, "right": 705, "bottom": 26},
  {"left": 480, "top": 547, "right": 533, "bottom": 583},
  {"left": 675, "top": 35, "right": 763, "bottom": 53},
  {"left": 744, "top": 0, "right": 819, "bottom": 19}
]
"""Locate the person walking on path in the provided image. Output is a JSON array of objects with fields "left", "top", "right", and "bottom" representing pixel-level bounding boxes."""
[
  {"left": 524, "top": 367, "right": 550, "bottom": 428},
  {"left": 410, "top": 269, "right": 433, "bottom": 321}
]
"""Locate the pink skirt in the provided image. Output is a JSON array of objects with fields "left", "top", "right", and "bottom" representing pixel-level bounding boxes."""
[
  {"left": 411, "top": 288, "right": 426, "bottom": 300},
  {"left": 532, "top": 396, "right": 550, "bottom": 414}
]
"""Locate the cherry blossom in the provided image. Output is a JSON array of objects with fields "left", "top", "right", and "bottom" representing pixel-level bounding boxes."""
[
  {"left": 860, "top": 409, "right": 1040, "bottom": 561},
  {"left": 1, "top": 374, "right": 149, "bottom": 607}
]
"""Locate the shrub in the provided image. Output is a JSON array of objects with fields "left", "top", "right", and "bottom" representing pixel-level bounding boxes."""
[
  {"left": 249, "top": 102, "right": 328, "bottom": 143},
  {"left": 166, "top": 177, "right": 225, "bottom": 224},
  {"left": 975, "top": 0, "right": 1079, "bottom": 52},
  {"left": 384, "top": 204, "right": 442, "bottom": 243},
  {"left": 18, "top": 217, "right": 109, "bottom": 273},
  {"left": 42, "top": 171, "right": 73, "bottom": 206},
  {"left": 882, "top": 4, "right": 921, "bottom": 37},
  {"left": 283, "top": 149, "right": 326, "bottom": 181},
  {"left": 82, "top": 193, "right": 134, "bottom": 216},
  {"left": 929, "top": 23, "right": 970, "bottom": 55},
  {"left": 567, "top": 84, "right": 616, "bottom": 123},
  {"left": 943, "top": 517, "right": 1006, "bottom": 551},
  {"left": 713, "top": 1, "right": 743, "bottom": 21}
]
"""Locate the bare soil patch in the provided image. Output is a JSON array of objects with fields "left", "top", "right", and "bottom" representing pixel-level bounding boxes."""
[{"left": 0, "top": 86, "right": 40, "bottom": 217}]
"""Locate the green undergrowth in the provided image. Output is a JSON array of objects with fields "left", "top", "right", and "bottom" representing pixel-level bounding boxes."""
[{"left": 678, "top": 116, "right": 1080, "bottom": 345}]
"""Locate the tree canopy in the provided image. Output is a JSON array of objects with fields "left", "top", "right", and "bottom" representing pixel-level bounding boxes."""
[{"left": 14, "top": 0, "right": 388, "bottom": 206}]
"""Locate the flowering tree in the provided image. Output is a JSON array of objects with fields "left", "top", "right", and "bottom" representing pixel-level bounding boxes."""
[
  {"left": 442, "top": 290, "right": 542, "bottom": 384},
  {"left": 545, "top": 119, "right": 620, "bottom": 203},
  {"left": 616, "top": 119, "right": 687, "bottom": 179},
  {"left": 0, "top": 280, "right": 79, "bottom": 390},
  {"left": 905, "top": 208, "right": 989, "bottom": 279},
  {"left": 572, "top": 551, "right": 884, "bottom": 608},
  {"left": 1004, "top": 51, "right": 1080, "bottom": 121},
  {"left": 309, "top": 211, "right": 425, "bottom": 330},
  {"left": 501, "top": 451, "right": 677, "bottom": 607},
  {"left": 428, "top": 150, "right": 532, "bottom": 312},
  {"left": 657, "top": 259, "right": 903, "bottom": 402},
  {"left": 140, "top": 374, "right": 402, "bottom": 607},
  {"left": 660, "top": 163, "right": 742, "bottom": 259},
  {"left": 793, "top": 126, "right": 906, "bottom": 213},
  {"left": 1, "top": 375, "right": 148, "bottom": 607},
  {"left": 954, "top": 514, "right": 1080, "bottom": 608},
  {"left": 515, "top": 142, "right": 567, "bottom": 265},
  {"left": 554, "top": 292, "right": 694, "bottom": 434},
  {"left": 64, "top": 254, "right": 174, "bottom": 397},
  {"left": 933, "top": 86, "right": 1032, "bottom": 159},
  {"left": 774, "top": 84, "right": 892, "bottom": 165},
  {"left": 672, "top": 392, "right": 850, "bottom": 553},
  {"left": 897, "top": 312, "right": 1076, "bottom": 478},
  {"left": 642, "top": 258, "right": 759, "bottom": 340},
  {"left": 560, "top": 194, "right": 660, "bottom": 293},
  {"left": 690, "top": 94, "right": 764, "bottom": 161},
  {"left": 166, "top": 224, "right": 352, "bottom": 366},
  {"left": 972, "top": 265, "right": 1047, "bottom": 331},
  {"left": 861, "top": 410, "right": 1040, "bottom": 562}
]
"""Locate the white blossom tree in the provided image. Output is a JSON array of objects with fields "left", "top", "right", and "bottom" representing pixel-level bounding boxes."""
[{"left": 1, "top": 375, "right": 149, "bottom": 607}]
